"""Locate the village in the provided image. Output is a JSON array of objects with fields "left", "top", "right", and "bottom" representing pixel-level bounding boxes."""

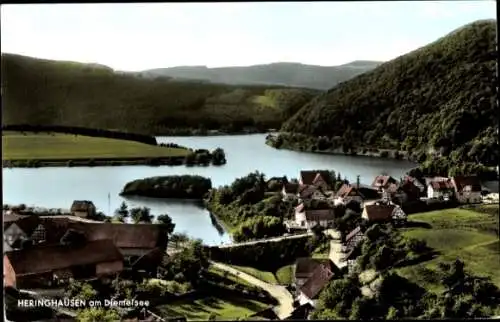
[{"left": 2, "top": 170, "right": 498, "bottom": 321}]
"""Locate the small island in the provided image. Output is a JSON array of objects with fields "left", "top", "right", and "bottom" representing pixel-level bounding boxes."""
[{"left": 120, "top": 175, "right": 213, "bottom": 199}]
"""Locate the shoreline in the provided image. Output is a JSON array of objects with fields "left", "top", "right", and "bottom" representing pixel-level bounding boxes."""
[{"left": 2, "top": 156, "right": 221, "bottom": 169}]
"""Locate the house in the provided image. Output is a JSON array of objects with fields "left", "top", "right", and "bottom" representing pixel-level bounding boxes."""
[
  {"left": 361, "top": 204, "right": 407, "bottom": 224},
  {"left": 297, "top": 184, "right": 330, "bottom": 201},
  {"left": 342, "top": 226, "right": 365, "bottom": 253},
  {"left": 297, "top": 263, "right": 335, "bottom": 307},
  {"left": 282, "top": 182, "right": 300, "bottom": 201},
  {"left": 335, "top": 184, "right": 365, "bottom": 205},
  {"left": 426, "top": 179, "right": 455, "bottom": 200},
  {"left": 406, "top": 176, "right": 426, "bottom": 193},
  {"left": 70, "top": 200, "right": 97, "bottom": 218},
  {"left": 4, "top": 239, "right": 123, "bottom": 289},
  {"left": 371, "top": 175, "right": 398, "bottom": 191},
  {"left": 294, "top": 258, "right": 333, "bottom": 290},
  {"left": 451, "top": 176, "right": 482, "bottom": 204},
  {"left": 294, "top": 204, "right": 335, "bottom": 230},
  {"left": 299, "top": 170, "right": 333, "bottom": 191},
  {"left": 3, "top": 214, "right": 41, "bottom": 252},
  {"left": 398, "top": 179, "right": 423, "bottom": 202}
]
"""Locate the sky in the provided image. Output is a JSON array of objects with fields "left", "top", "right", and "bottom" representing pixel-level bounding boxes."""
[{"left": 0, "top": 1, "right": 496, "bottom": 71}]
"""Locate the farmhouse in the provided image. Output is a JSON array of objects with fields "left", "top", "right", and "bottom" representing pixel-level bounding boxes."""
[
  {"left": 4, "top": 239, "right": 123, "bottom": 289},
  {"left": 282, "top": 182, "right": 300, "bottom": 201},
  {"left": 371, "top": 175, "right": 398, "bottom": 191},
  {"left": 297, "top": 263, "right": 335, "bottom": 307},
  {"left": 70, "top": 200, "right": 97, "bottom": 218},
  {"left": 335, "top": 184, "right": 365, "bottom": 205},
  {"left": 426, "top": 179, "right": 455, "bottom": 200},
  {"left": 299, "top": 170, "right": 332, "bottom": 191},
  {"left": 294, "top": 203, "right": 335, "bottom": 230},
  {"left": 294, "top": 258, "right": 333, "bottom": 290},
  {"left": 3, "top": 214, "right": 41, "bottom": 252},
  {"left": 361, "top": 203, "right": 407, "bottom": 224},
  {"left": 451, "top": 175, "right": 482, "bottom": 204}
]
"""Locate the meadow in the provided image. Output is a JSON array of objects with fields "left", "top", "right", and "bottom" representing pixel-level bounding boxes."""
[
  {"left": 396, "top": 205, "right": 500, "bottom": 292},
  {"left": 2, "top": 131, "right": 189, "bottom": 160}
]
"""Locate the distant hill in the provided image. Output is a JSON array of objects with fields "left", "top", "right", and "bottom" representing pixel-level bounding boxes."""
[
  {"left": 1, "top": 53, "right": 320, "bottom": 135},
  {"left": 139, "top": 60, "right": 382, "bottom": 90},
  {"left": 276, "top": 20, "right": 498, "bottom": 173}
]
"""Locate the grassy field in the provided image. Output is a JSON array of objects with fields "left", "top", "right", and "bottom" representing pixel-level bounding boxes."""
[
  {"left": 207, "top": 265, "right": 255, "bottom": 288},
  {"left": 155, "top": 294, "right": 269, "bottom": 321},
  {"left": 2, "top": 132, "right": 189, "bottom": 160},
  {"left": 228, "top": 264, "right": 296, "bottom": 285},
  {"left": 396, "top": 206, "right": 500, "bottom": 292}
]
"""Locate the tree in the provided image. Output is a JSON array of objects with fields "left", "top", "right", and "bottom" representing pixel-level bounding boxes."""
[
  {"left": 114, "top": 202, "right": 129, "bottom": 223},
  {"left": 77, "top": 308, "right": 120, "bottom": 322},
  {"left": 211, "top": 147, "right": 226, "bottom": 165},
  {"left": 130, "top": 207, "right": 154, "bottom": 223},
  {"left": 157, "top": 214, "right": 175, "bottom": 234}
]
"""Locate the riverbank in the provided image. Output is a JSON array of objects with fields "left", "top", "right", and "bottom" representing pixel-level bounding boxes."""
[
  {"left": 2, "top": 132, "right": 226, "bottom": 168},
  {"left": 154, "top": 127, "right": 277, "bottom": 137},
  {"left": 120, "top": 175, "right": 212, "bottom": 200}
]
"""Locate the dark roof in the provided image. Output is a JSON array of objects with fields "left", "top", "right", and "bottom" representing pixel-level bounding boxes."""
[
  {"left": 6, "top": 239, "right": 123, "bottom": 276},
  {"left": 305, "top": 209, "right": 335, "bottom": 221},
  {"left": 283, "top": 183, "right": 299, "bottom": 193},
  {"left": 371, "top": 175, "right": 397, "bottom": 188},
  {"left": 39, "top": 217, "right": 72, "bottom": 243},
  {"left": 452, "top": 176, "right": 482, "bottom": 192},
  {"left": 300, "top": 171, "right": 331, "bottom": 185},
  {"left": 430, "top": 180, "right": 454, "bottom": 191},
  {"left": 298, "top": 184, "right": 318, "bottom": 198},
  {"left": 4, "top": 215, "right": 41, "bottom": 235},
  {"left": 299, "top": 263, "right": 334, "bottom": 299},
  {"left": 336, "top": 184, "right": 365, "bottom": 199},
  {"left": 295, "top": 258, "right": 330, "bottom": 279},
  {"left": 345, "top": 226, "right": 362, "bottom": 241},
  {"left": 67, "top": 222, "right": 166, "bottom": 249},
  {"left": 363, "top": 204, "right": 396, "bottom": 221},
  {"left": 70, "top": 200, "right": 96, "bottom": 212}
]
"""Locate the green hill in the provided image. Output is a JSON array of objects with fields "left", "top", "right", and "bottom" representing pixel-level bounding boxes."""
[
  {"left": 1, "top": 54, "right": 319, "bottom": 135},
  {"left": 140, "top": 60, "right": 382, "bottom": 90},
  {"left": 275, "top": 20, "right": 498, "bottom": 175}
]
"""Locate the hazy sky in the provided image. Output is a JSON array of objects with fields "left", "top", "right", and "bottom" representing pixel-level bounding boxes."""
[{"left": 1, "top": 1, "right": 496, "bottom": 71}]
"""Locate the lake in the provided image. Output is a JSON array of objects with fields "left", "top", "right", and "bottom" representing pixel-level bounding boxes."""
[{"left": 2, "top": 134, "right": 417, "bottom": 245}]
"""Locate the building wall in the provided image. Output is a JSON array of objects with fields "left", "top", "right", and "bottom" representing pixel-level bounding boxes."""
[
  {"left": 120, "top": 248, "right": 154, "bottom": 257},
  {"left": 96, "top": 260, "right": 124, "bottom": 276},
  {"left": 295, "top": 211, "right": 307, "bottom": 227},
  {"left": 4, "top": 255, "right": 16, "bottom": 288},
  {"left": 73, "top": 211, "right": 88, "bottom": 218},
  {"left": 455, "top": 191, "right": 482, "bottom": 203},
  {"left": 298, "top": 292, "right": 315, "bottom": 307}
]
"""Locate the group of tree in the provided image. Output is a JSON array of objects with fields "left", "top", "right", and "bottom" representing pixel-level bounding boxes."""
[
  {"left": 206, "top": 171, "right": 296, "bottom": 241},
  {"left": 312, "top": 259, "right": 500, "bottom": 319},
  {"left": 272, "top": 20, "right": 498, "bottom": 178},
  {"left": 183, "top": 148, "right": 226, "bottom": 166},
  {"left": 120, "top": 175, "right": 213, "bottom": 199},
  {"left": 111, "top": 202, "right": 175, "bottom": 234}
]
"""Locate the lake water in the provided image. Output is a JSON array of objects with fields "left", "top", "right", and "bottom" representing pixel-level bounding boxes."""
[{"left": 2, "top": 134, "right": 417, "bottom": 245}]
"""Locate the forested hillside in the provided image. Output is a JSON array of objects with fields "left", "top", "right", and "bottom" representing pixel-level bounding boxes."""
[
  {"left": 1, "top": 54, "right": 319, "bottom": 135},
  {"left": 140, "top": 60, "right": 382, "bottom": 90},
  {"left": 275, "top": 20, "right": 498, "bottom": 176}
]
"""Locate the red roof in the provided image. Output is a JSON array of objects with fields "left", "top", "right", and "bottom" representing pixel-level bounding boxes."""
[
  {"left": 299, "top": 263, "right": 334, "bottom": 299},
  {"left": 371, "top": 175, "right": 396, "bottom": 188},
  {"left": 452, "top": 176, "right": 482, "bottom": 192},
  {"left": 5, "top": 239, "right": 123, "bottom": 277},
  {"left": 345, "top": 226, "right": 362, "bottom": 241},
  {"left": 430, "top": 180, "right": 454, "bottom": 191},
  {"left": 300, "top": 171, "right": 331, "bottom": 186},
  {"left": 298, "top": 184, "right": 318, "bottom": 198},
  {"left": 363, "top": 204, "right": 396, "bottom": 221},
  {"left": 336, "top": 184, "right": 364, "bottom": 199},
  {"left": 295, "top": 258, "right": 331, "bottom": 279}
]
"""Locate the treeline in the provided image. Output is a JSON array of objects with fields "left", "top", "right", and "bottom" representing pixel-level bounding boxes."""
[
  {"left": 120, "top": 175, "right": 213, "bottom": 199},
  {"left": 2, "top": 124, "right": 157, "bottom": 145},
  {"left": 1, "top": 53, "right": 318, "bottom": 135},
  {"left": 205, "top": 235, "right": 319, "bottom": 272},
  {"left": 277, "top": 20, "right": 498, "bottom": 173}
]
